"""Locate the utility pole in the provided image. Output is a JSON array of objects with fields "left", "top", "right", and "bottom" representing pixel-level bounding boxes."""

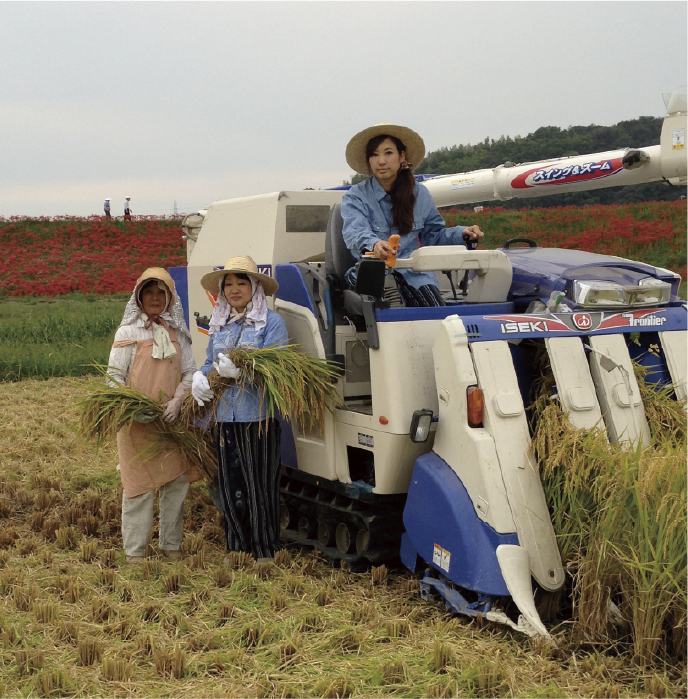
[{"left": 173, "top": 201, "right": 178, "bottom": 216}]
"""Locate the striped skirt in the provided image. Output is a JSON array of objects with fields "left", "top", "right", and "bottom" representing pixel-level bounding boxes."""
[{"left": 213, "top": 420, "right": 282, "bottom": 559}]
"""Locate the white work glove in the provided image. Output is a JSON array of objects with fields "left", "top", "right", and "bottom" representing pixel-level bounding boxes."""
[
  {"left": 162, "top": 382, "right": 189, "bottom": 423},
  {"left": 213, "top": 352, "right": 241, "bottom": 379},
  {"left": 191, "top": 370, "right": 214, "bottom": 407}
]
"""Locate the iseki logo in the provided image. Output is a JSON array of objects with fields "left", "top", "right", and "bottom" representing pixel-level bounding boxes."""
[
  {"left": 500, "top": 320, "right": 550, "bottom": 334},
  {"left": 573, "top": 313, "right": 593, "bottom": 330}
]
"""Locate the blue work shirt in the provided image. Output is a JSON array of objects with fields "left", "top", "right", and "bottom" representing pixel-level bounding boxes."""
[
  {"left": 200, "top": 310, "right": 289, "bottom": 422},
  {"left": 341, "top": 177, "right": 468, "bottom": 289}
]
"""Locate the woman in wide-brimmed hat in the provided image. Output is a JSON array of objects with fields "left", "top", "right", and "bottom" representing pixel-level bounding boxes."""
[
  {"left": 192, "top": 255, "right": 288, "bottom": 563},
  {"left": 107, "top": 268, "right": 200, "bottom": 563},
  {"left": 342, "top": 122, "right": 484, "bottom": 307}
]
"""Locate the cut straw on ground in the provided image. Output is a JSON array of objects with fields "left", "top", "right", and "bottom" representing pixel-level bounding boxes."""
[{"left": 0, "top": 377, "right": 685, "bottom": 696}]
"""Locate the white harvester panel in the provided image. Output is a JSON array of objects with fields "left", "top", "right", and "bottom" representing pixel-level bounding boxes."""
[
  {"left": 274, "top": 298, "right": 337, "bottom": 483},
  {"left": 471, "top": 340, "right": 564, "bottom": 592},
  {"left": 659, "top": 329, "right": 688, "bottom": 404},
  {"left": 588, "top": 334, "right": 651, "bottom": 447},
  {"left": 545, "top": 337, "right": 605, "bottom": 433},
  {"left": 431, "top": 316, "right": 516, "bottom": 536}
]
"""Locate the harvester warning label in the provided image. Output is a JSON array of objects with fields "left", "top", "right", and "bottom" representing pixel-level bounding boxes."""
[
  {"left": 357, "top": 433, "right": 374, "bottom": 448},
  {"left": 433, "top": 543, "right": 451, "bottom": 572},
  {"left": 672, "top": 129, "right": 685, "bottom": 150},
  {"left": 451, "top": 177, "right": 475, "bottom": 190}
]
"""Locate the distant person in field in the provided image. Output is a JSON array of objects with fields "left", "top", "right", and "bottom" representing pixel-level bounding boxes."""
[
  {"left": 124, "top": 197, "right": 132, "bottom": 219},
  {"left": 107, "top": 268, "right": 200, "bottom": 563},
  {"left": 104, "top": 198, "right": 111, "bottom": 218},
  {"left": 341, "top": 122, "right": 484, "bottom": 307}
]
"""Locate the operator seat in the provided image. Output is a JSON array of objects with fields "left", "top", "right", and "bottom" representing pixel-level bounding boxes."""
[
  {"left": 325, "top": 203, "right": 401, "bottom": 309},
  {"left": 325, "top": 203, "right": 356, "bottom": 292}
]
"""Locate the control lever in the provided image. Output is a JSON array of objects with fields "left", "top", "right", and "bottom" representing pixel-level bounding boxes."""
[{"left": 459, "top": 236, "right": 479, "bottom": 297}]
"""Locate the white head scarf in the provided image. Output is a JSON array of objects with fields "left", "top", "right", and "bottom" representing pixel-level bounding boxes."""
[
  {"left": 208, "top": 275, "right": 269, "bottom": 335},
  {"left": 119, "top": 279, "right": 192, "bottom": 359}
]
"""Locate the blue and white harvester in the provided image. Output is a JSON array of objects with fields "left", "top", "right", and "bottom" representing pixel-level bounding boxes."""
[{"left": 172, "top": 92, "right": 687, "bottom": 639}]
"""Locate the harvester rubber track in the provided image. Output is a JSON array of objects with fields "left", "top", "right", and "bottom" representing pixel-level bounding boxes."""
[{"left": 279, "top": 466, "right": 405, "bottom": 567}]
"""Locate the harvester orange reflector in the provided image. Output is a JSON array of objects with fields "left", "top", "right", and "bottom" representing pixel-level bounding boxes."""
[{"left": 466, "top": 386, "right": 484, "bottom": 427}]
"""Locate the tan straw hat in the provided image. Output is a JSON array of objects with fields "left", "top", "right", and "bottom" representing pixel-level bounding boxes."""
[
  {"left": 346, "top": 122, "right": 425, "bottom": 175},
  {"left": 200, "top": 255, "right": 279, "bottom": 296},
  {"left": 135, "top": 267, "right": 176, "bottom": 311}
]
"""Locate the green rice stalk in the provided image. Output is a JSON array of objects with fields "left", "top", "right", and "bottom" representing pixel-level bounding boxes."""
[
  {"left": 76, "top": 366, "right": 217, "bottom": 481},
  {"left": 180, "top": 344, "right": 342, "bottom": 434}
]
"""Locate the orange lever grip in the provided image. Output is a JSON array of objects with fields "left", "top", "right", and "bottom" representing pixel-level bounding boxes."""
[
  {"left": 386, "top": 234, "right": 400, "bottom": 267},
  {"left": 363, "top": 234, "right": 401, "bottom": 268}
]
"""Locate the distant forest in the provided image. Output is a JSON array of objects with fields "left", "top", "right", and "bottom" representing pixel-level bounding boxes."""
[{"left": 406, "top": 116, "right": 686, "bottom": 209}]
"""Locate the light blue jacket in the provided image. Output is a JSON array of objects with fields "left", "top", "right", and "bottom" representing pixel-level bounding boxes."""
[
  {"left": 200, "top": 310, "right": 289, "bottom": 422},
  {"left": 341, "top": 177, "right": 468, "bottom": 289}
]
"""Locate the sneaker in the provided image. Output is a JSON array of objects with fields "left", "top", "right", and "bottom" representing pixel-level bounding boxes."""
[
  {"left": 162, "top": 550, "right": 183, "bottom": 560},
  {"left": 125, "top": 555, "right": 144, "bottom": 563}
]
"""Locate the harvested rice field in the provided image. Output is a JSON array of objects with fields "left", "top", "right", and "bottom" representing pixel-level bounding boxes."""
[{"left": 0, "top": 377, "right": 685, "bottom": 698}]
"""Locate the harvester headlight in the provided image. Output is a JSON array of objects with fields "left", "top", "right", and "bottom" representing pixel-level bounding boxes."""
[
  {"left": 572, "top": 280, "right": 627, "bottom": 308},
  {"left": 572, "top": 278, "right": 671, "bottom": 308},
  {"left": 633, "top": 278, "right": 671, "bottom": 306},
  {"left": 409, "top": 409, "right": 433, "bottom": 443}
]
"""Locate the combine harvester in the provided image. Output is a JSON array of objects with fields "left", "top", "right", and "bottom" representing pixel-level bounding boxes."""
[{"left": 173, "top": 91, "right": 687, "bottom": 639}]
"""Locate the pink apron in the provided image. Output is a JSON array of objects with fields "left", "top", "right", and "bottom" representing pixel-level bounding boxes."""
[{"left": 114, "top": 329, "right": 200, "bottom": 498}]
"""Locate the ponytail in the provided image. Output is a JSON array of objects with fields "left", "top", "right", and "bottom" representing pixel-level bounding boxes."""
[
  {"left": 390, "top": 167, "right": 415, "bottom": 236},
  {"left": 365, "top": 135, "right": 416, "bottom": 236}
]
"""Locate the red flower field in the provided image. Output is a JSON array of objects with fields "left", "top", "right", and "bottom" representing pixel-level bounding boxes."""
[
  {"left": 0, "top": 216, "right": 186, "bottom": 296},
  {"left": 0, "top": 201, "right": 685, "bottom": 297}
]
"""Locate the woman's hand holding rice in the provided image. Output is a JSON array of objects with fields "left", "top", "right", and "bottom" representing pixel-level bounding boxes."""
[
  {"left": 213, "top": 352, "right": 241, "bottom": 379},
  {"left": 192, "top": 370, "right": 214, "bottom": 406}
]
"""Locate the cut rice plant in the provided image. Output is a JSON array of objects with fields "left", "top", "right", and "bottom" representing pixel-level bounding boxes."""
[
  {"left": 180, "top": 344, "right": 342, "bottom": 434},
  {"left": 76, "top": 365, "right": 217, "bottom": 480},
  {"left": 532, "top": 363, "right": 687, "bottom": 668}
]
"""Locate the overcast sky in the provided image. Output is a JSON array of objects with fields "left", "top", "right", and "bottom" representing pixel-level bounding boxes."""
[{"left": 1, "top": 1, "right": 685, "bottom": 217}]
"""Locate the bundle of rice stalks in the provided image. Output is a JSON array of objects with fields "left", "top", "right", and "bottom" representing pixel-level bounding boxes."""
[
  {"left": 532, "top": 362, "right": 687, "bottom": 667},
  {"left": 76, "top": 367, "right": 217, "bottom": 481},
  {"left": 180, "top": 344, "right": 341, "bottom": 433}
]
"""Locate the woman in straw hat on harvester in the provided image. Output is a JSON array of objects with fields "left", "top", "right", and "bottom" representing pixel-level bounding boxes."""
[
  {"left": 342, "top": 123, "right": 484, "bottom": 307},
  {"left": 107, "top": 268, "right": 200, "bottom": 563},
  {"left": 191, "top": 256, "right": 288, "bottom": 564}
]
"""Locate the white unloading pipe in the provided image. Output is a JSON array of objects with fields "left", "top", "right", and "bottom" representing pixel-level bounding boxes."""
[
  {"left": 422, "top": 146, "right": 665, "bottom": 208},
  {"left": 423, "top": 95, "right": 687, "bottom": 207}
]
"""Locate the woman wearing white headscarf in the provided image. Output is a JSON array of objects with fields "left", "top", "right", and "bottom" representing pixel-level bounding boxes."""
[
  {"left": 108, "top": 267, "right": 199, "bottom": 563},
  {"left": 192, "top": 255, "right": 288, "bottom": 563}
]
